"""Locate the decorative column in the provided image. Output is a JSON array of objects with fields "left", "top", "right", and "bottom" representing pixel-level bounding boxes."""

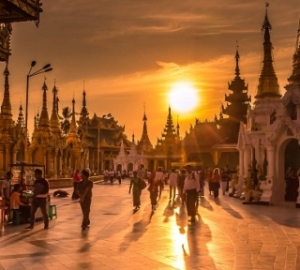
[
  {"left": 53, "top": 152, "right": 57, "bottom": 178},
  {"left": 244, "top": 146, "right": 251, "bottom": 174},
  {"left": 235, "top": 148, "right": 244, "bottom": 197},
  {"left": 5, "top": 145, "right": 10, "bottom": 171},
  {"left": 260, "top": 144, "right": 274, "bottom": 203},
  {"left": 0, "top": 146, "right": 4, "bottom": 172},
  {"left": 12, "top": 149, "right": 17, "bottom": 164},
  {"left": 266, "top": 145, "right": 274, "bottom": 178},
  {"left": 254, "top": 138, "right": 261, "bottom": 166}
]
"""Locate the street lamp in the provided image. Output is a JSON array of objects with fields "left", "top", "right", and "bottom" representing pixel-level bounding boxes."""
[{"left": 24, "top": 61, "right": 53, "bottom": 161}]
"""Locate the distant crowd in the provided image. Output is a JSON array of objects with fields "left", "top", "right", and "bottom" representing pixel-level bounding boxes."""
[{"left": 127, "top": 164, "right": 234, "bottom": 223}]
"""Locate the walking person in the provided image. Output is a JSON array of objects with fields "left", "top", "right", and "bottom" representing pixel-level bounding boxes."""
[
  {"left": 155, "top": 167, "right": 164, "bottom": 199},
  {"left": 72, "top": 169, "right": 81, "bottom": 200},
  {"left": 148, "top": 172, "right": 160, "bottom": 211},
  {"left": 129, "top": 171, "right": 142, "bottom": 211},
  {"left": 211, "top": 168, "right": 221, "bottom": 198},
  {"left": 117, "top": 170, "right": 122, "bottom": 184},
  {"left": 221, "top": 166, "right": 230, "bottom": 195},
  {"left": 26, "top": 169, "right": 49, "bottom": 230},
  {"left": 76, "top": 169, "right": 93, "bottom": 231},
  {"left": 177, "top": 169, "right": 186, "bottom": 204},
  {"left": 183, "top": 165, "right": 200, "bottom": 223},
  {"left": 199, "top": 167, "right": 205, "bottom": 197},
  {"left": 206, "top": 168, "right": 213, "bottom": 195},
  {"left": 168, "top": 168, "right": 178, "bottom": 207}
]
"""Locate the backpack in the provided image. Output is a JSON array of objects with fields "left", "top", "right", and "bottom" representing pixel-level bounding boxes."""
[{"left": 139, "top": 178, "right": 147, "bottom": 190}]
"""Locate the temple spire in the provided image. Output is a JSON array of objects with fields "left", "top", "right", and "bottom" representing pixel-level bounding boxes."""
[
  {"left": 137, "top": 104, "right": 153, "bottom": 151},
  {"left": 17, "top": 104, "right": 24, "bottom": 127},
  {"left": 142, "top": 104, "right": 148, "bottom": 136},
  {"left": 235, "top": 42, "right": 240, "bottom": 77},
  {"left": 1, "top": 62, "right": 12, "bottom": 119},
  {"left": 255, "top": 3, "right": 281, "bottom": 99},
  {"left": 50, "top": 82, "right": 61, "bottom": 133},
  {"left": 80, "top": 89, "right": 89, "bottom": 119},
  {"left": 164, "top": 106, "right": 176, "bottom": 136},
  {"left": 69, "top": 97, "right": 77, "bottom": 134},
  {"left": 38, "top": 78, "right": 50, "bottom": 129},
  {"left": 287, "top": 16, "right": 300, "bottom": 83},
  {"left": 34, "top": 110, "right": 40, "bottom": 132}
]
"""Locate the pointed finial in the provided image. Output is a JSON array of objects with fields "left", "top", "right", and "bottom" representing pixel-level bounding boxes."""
[
  {"left": 235, "top": 41, "right": 240, "bottom": 77},
  {"left": 262, "top": 3, "right": 272, "bottom": 31},
  {"left": 42, "top": 77, "right": 48, "bottom": 90},
  {"left": 143, "top": 103, "right": 147, "bottom": 121}
]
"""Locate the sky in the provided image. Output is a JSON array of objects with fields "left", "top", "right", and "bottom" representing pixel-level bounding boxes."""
[{"left": 4, "top": 0, "right": 300, "bottom": 144}]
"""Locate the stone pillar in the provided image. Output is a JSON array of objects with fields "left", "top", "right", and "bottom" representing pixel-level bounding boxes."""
[
  {"left": 254, "top": 139, "right": 261, "bottom": 166},
  {"left": 76, "top": 151, "right": 81, "bottom": 170},
  {"left": 244, "top": 146, "right": 251, "bottom": 173},
  {"left": 48, "top": 151, "right": 54, "bottom": 176},
  {"left": 235, "top": 148, "right": 245, "bottom": 197},
  {"left": 12, "top": 151, "right": 17, "bottom": 164},
  {"left": 260, "top": 145, "right": 274, "bottom": 203},
  {"left": 0, "top": 146, "right": 4, "bottom": 172},
  {"left": 59, "top": 156, "right": 63, "bottom": 177},
  {"left": 53, "top": 153, "right": 57, "bottom": 178},
  {"left": 267, "top": 146, "right": 274, "bottom": 178},
  {"left": 212, "top": 150, "right": 219, "bottom": 166},
  {"left": 5, "top": 145, "right": 10, "bottom": 171}
]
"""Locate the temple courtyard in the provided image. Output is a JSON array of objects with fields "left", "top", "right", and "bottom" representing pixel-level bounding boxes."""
[{"left": 0, "top": 181, "right": 300, "bottom": 270}]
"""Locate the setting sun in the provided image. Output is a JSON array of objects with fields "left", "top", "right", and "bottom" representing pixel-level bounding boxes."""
[{"left": 168, "top": 82, "right": 199, "bottom": 113}]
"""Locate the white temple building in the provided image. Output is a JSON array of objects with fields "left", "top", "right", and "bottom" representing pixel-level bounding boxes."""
[
  {"left": 113, "top": 139, "right": 146, "bottom": 172},
  {"left": 237, "top": 8, "right": 300, "bottom": 206}
]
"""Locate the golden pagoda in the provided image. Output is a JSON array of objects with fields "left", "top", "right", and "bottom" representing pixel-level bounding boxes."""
[{"left": 255, "top": 7, "right": 281, "bottom": 99}]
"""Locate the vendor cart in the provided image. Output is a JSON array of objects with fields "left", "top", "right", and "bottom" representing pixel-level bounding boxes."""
[{"left": 10, "top": 163, "right": 50, "bottom": 220}]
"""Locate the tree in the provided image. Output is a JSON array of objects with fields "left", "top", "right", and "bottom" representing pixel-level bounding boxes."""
[{"left": 60, "top": 107, "right": 72, "bottom": 135}]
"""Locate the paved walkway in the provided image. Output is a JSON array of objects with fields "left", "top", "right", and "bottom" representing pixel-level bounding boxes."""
[{"left": 1, "top": 180, "right": 300, "bottom": 270}]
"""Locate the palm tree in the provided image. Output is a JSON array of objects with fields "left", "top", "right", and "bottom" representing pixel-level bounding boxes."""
[{"left": 60, "top": 107, "right": 72, "bottom": 135}]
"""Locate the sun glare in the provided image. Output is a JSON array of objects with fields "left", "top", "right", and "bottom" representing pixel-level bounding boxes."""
[{"left": 169, "top": 82, "right": 199, "bottom": 113}]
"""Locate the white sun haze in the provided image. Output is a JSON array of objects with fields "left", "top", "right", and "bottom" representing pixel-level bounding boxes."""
[{"left": 168, "top": 82, "right": 199, "bottom": 113}]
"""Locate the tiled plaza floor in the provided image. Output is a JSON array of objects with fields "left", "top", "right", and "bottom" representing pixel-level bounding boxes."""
[{"left": 1, "top": 180, "right": 300, "bottom": 270}]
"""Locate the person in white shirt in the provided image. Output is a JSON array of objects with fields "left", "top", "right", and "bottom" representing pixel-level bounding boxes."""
[
  {"left": 183, "top": 165, "right": 200, "bottom": 222},
  {"left": 155, "top": 167, "right": 164, "bottom": 198},
  {"left": 137, "top": 164, "right": 145, "bottom": 179},
  {"left": 168, "top": 169, "right": 178, "bottom": 205}
]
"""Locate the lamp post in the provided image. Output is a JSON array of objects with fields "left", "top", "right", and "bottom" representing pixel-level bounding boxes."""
[
  {"left": 24, "top": 61, "right": 53, "bottom": 161},
  {"left": 97, "top": 122, "right": 101, "bottom": 175}
]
